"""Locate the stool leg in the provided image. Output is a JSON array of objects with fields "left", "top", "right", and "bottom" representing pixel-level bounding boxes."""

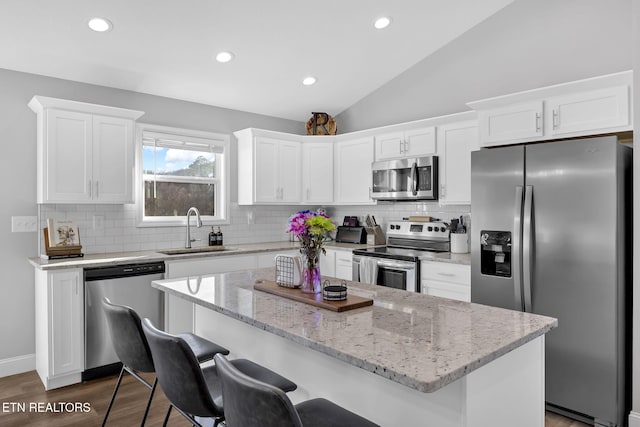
[
  {"left": 139, "top": 377, "right": 158, "bottom": 427},
  {"left": 102, "top": 366, "right": 126, "bottom": 427},
  {"left": 162, "top": 405, "right": 173, "bottom": 427}
]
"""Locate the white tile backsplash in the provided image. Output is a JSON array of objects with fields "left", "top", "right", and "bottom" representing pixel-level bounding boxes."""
[{"left": 38, "top": 201, "right": 470, "bottom": 255}]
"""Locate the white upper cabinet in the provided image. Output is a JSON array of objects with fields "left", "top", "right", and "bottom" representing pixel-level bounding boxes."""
[
  {"left": 236, "top": 129, "right": 302, "bottom": 205},
  {"left": 545, "top": 86, "right": 630, "bottom": 137},
  {"left": 334, "top": 137, "right": 375, "bottom": 204},
  {"left": 437, "top": 120, "right": 478, "bottom": 205},
  {"left": 477, "top": 101, "right": 543, "bottom": 146},
  {"left": 302, "top": 142, "right": 334, "bottom": 204},
  {"left": 468, "top": 71, "right": 632, "bottom": 147},
  {"left": 29, "top": 96, "right": 144, "bottom": 204},
  {"left": 375, "top": 126, "right": 436, "bottom": 160}
]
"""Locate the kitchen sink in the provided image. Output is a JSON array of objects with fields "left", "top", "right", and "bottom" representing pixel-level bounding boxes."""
[{"left": 158, "top": 246, "right": 238, "bottom": 256}]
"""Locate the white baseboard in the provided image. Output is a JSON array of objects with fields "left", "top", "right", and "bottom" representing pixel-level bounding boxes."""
[
  {"left": 0, "top": 354, "right": 35, "bottom": 378},
  {"left": 629, "top": 411, "right": 640, "bottom": 427}
]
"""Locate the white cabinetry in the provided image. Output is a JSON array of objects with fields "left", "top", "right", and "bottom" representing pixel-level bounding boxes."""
[
  {"left": 421, "top": 261, "right": 470, "bottom": 302},
  {"left": 320, "top": 248, "right": 353, "bottom": 281},
  {"left": 334, "top": 137, "right": 375, "bottom": 204},
  {"left": 545, "top": 86, "right": 630, "bottom": 137},
  {"left": 302, "top": 141, "right": 334, "bottom": 204},
  {"left": 437, "top": 120, "right": 478, "bottom": 205},
  {"left": 374, "top": 126, "right": 436, "bottom": 160},
  {"left": 236, "top": 129, "right": 302, "bottom": 205},
  {"left": 28, "top": 96, "right": 144, "bottom": 204},
  {"left": 35, "top": 268, "right": 84, "bottom": 390},
  {"left": 468, "top": 71, "right": 632, "bottom": 147},
  {"left": 477, "top": 101, "right": 543, "bottom": 146}
]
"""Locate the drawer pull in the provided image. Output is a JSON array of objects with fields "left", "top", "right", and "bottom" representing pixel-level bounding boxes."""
[{"left": 437, "top": 272, "right": 455, "bottom": 277}]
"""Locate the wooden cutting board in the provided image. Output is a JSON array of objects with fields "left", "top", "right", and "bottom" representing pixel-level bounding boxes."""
[{"left": 253, "top": 280, "right": 373, "bottom": 312}]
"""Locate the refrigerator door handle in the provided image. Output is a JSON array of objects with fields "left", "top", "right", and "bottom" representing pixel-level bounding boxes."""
[
  {"left": 522, "top": 185, "right": 533, "bottom": 312},
  {"left": 513, "top": 186, "right": 524, "bottom": 311}
]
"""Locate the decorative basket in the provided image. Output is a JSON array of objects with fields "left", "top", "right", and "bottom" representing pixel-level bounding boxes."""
[{"left": 322, "top": 280, "right": 348, "bottom": 301}]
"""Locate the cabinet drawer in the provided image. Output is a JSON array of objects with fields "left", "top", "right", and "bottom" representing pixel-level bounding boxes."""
[
  {"left": 421, "top": 261, "right": 470, "bottom": 285},
  {"left": 422, "top": 279, "right": 470, "bottom": 302}
]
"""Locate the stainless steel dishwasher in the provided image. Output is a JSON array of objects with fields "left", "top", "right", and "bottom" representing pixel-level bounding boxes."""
[{"left": 82, "top": 262, "right": 165, "bottom": 381}]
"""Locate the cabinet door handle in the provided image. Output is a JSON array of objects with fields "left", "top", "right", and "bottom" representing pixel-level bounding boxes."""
[
  {"left": 552, "top": 109, "right": 559, "bottom": 130},
  {"left": 88, "top": 180, "right": 92, "bottom": 198},
  {"left": 95, "top": 180, "right": 99, "bottom": 198},
  {"left": 75, "top": 277, "right": 79, "bottom": 295},
  {"left": 535, "top": 113, "right": 541, "bottom": 132},
  {"left": 403, "top": 140, "right": 409, "bottom": 153},
  {"left": 399, "top": 141, "right": 403, "bottom": 154},
  {"left": 306, "top": 188, "right": 310, "bottom": 200},
  {"left": 440, "top": 185, "right": 445, "bottom": 197}
]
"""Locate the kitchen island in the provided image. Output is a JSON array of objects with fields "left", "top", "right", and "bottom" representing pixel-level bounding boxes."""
[{"left": 152, "top": 268, "right": 556, "bottom": 427}]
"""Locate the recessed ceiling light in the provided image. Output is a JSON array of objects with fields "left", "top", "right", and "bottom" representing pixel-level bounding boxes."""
[
  {"left": 302, "top": 76, "right": 317, "bottom": 86},
  {"left": 88, "top": 17, "right": 113, "bottom": 32},
  {"left": 373, "top": 17, "right": 392, "bottom": 30},
  {"left": 215, "top": 51, "right": 235, "bottom": 63}
]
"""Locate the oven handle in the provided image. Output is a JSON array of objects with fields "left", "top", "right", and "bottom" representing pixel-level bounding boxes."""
[{"left": 374, "top": 259, "right": 417, "bottom": 271}]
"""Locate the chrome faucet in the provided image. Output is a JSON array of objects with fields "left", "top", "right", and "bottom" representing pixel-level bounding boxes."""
[{"left": 185, "top": 207, "right": 203, "bottom": 249}]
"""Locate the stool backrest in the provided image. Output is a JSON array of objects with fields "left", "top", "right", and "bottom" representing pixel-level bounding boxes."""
[
  {"left": 214, "top": 354, "right": 303, "bottom": 427},
  {"left": 141, "top": 318, "right": 221, "bottom": 418},
  {"left": 101, "top": 297, "right": 155, "bottom": 373}
]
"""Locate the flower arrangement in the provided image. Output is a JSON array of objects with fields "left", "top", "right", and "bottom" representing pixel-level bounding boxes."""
[{"left": 286, "top": 210, "right": 336, "bottom": 293}]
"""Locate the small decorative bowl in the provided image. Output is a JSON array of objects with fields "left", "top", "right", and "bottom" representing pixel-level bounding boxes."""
[{"left": 322, "top": 280, "right": 347, "bottom": 301}]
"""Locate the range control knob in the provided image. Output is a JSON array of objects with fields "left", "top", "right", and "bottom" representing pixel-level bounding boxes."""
[{"left": 427, "top": 226, "right": 433, "bottom": 231}]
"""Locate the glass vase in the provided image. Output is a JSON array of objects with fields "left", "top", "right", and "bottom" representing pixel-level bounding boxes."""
[{"left": 301, "top": 253, "right": 322, "bottom": 294}]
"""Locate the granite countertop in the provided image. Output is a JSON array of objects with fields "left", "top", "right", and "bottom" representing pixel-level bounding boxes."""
[
  {"left": 29, "top": 240, "right": 469, "bottom": 271},
  {"left": 28, "top": 240, "right": 378, "bottom": 270},
  {"left": 152, "top": 267, "right": 556, "bottom": 393}
]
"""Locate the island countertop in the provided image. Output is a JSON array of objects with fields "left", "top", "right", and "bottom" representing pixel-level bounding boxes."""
[{"left": 152, "top": 267, "right": 556, "bottom": 393}]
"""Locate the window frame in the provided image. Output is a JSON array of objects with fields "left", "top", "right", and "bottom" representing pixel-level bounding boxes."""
[{"left": 135, "top": 123, "right": 230, "bottom": 227}]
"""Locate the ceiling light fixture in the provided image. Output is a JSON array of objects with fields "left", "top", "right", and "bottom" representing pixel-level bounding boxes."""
[
  {"left": 373, "top": 16, "right": 392, "bottom": 30},
  {"left": 88, "top": 17, "right": 113, "bottom": 32},
  {"left": 215, "top": 51, "right": 235, "bottom": 63},
  {"left": 302, "top": 76, "right": 317, "bottom": 86}
]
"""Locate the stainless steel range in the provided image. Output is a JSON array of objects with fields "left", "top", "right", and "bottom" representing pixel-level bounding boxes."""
[{"left": 352, "top": 221, "right": 450, "bottom": 292}]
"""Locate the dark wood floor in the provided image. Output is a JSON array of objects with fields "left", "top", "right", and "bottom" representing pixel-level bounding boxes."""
[{"left": 0, "top": 370, "right": 591, "bottom": 426}]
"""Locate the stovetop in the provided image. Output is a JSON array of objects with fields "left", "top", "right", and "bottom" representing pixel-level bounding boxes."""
[{"left": 353, "top": 220, "right": 451, "bottom": 261}]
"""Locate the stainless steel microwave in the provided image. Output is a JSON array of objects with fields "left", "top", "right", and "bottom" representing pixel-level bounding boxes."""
[{"left": 370, "top": 156, "right": 438, "bottom": 201}]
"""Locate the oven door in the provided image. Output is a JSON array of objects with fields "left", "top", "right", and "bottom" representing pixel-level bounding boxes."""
[{"left": 353, "top": 255, "right": 419, "bottom": 292}]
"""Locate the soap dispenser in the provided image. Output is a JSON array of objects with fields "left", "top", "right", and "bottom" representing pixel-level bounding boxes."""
[
  {"left": 216, "top": 227, "right": 223, "bottom": 246},
  {"left": 209, "top": 227, "right": 217, "bottom": 246}
]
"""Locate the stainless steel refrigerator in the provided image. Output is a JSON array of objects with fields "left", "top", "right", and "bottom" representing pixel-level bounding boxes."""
[{"left": 470, "top": 135, "right": 631, "bottom": 427}]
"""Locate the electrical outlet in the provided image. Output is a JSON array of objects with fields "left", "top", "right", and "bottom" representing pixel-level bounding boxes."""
[
  {"left": 93, "top": 215, "right": 104, "bottom": 230},
  {"left": 11, "top": 216, "right": 38, "bottom": 232}
]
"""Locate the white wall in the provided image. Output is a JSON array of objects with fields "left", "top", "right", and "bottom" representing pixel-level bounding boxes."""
[
  {"left": 336, "top": 0, "right": 632, "bottom": 132},
  {"left": 0, "top": 68, "right": 301, "bottom": 367}
]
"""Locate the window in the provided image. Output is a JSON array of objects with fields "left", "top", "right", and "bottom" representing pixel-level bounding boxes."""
[{"left": 136, "top": 124, "right": 230, "bottom": 226}]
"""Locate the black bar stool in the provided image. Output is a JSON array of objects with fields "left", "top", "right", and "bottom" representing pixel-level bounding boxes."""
[
  {"left": 101, "top": 297, "right": 230, "bottom": 426},
  {"left": 214, "top": 353, "right": 380, "bottom": 427},
  {"left": 141, "top": 318, "right": 297, "bottom": 427}
]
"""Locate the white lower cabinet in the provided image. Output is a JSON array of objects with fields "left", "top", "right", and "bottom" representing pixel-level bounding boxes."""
[
  {"left": 35, "top": 268, "right": 84, "bottom": 390},
  {"left": 421, "top": 261, "right": 470, "bottom": 302},
  {"left": 321, "top": 248, "right": 353, "bottom": 281}
]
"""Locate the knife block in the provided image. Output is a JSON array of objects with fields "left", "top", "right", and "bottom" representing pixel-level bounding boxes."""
[{"left": 365, "top": 226, "right": 385, "bottom": 245}]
